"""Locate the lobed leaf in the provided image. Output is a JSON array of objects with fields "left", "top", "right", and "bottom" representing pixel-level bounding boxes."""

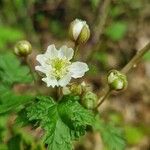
[
  {"left": 27, "top": 95, "right": 95, "bottom": 150},
  {"left": 0, "top": 85, "right": 33, "bottom": 114},
  {"left": 0, "top": 53, "right": 33, "bottom": 86}
]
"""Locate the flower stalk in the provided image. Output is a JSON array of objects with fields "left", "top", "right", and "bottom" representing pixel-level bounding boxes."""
[
  {"left": 121, "top": 42, "right": 150, "bottom": 74},
  {"left": 95, "top": 87, "right": 111, "bottom": 109},
  {"left": 72, "top": 42, "right": 79, "bottom": 60},
  {"left": 25, "top": 57, "right": 37, "bottom": 84},
  {"left": 95, "top": 42, "right": 150, "bottom": 109}
]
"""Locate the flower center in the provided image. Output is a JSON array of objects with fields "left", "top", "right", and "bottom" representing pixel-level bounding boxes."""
[{"left": 50, "top": 58, "right": 71, "bottom": 79}]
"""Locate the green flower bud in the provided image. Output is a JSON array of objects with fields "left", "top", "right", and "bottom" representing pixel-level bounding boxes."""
[
  {"left": 62, "top": 83, "right": 82, "bottom": 96},
  {"left": 107, "top": 70, "right": 128, "bottom": 91},
  {"left": 82, "top": 91, "right": 98, "bottom": 109},
  {"left": 14, "top": 40, "right": 32, "bottom": 57},
  {"left": 70, "top": 83, "right": 82, "bottom": 95},
  {"left": 69, "top": 19, "right": 90, "bottom": 44}
]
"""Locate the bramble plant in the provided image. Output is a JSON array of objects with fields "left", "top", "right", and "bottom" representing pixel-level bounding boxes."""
[{"left": 0, "top": 18, "right": 149, "bottom": 150}]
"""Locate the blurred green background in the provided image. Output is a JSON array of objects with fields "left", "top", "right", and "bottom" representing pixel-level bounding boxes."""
[{"left": 0, "top": 0, "right": 150, "bottom": 150}]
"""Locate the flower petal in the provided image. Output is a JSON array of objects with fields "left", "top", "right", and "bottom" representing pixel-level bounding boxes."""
[
  {"left": 58, "top": 45, "right": 74, "bottom": 60},
  {"left": 36, "top": 54, "right": 47, "bottom": 65},
  {"left": 42, "top": 76, "right": 58, "bottom": 87},
  {"left": 35, "top": 66, "right": 46, "bottom": 73},
  {"left": 58, "top": 73, "right": 72, "bottom": 87},
  {"left": 45, "top": 44, "right": 58, "bottom": 58},
  {"left": 73, "top": 19, "right": 86, "bottom": 40},
  {"left": 69, "top": 62, "right": 89, "bottom": 78},
  {"left": 35, "top": 65, "right": 52, "bottom": 74}
]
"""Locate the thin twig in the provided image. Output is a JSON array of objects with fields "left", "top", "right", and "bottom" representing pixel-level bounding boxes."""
[
  {"left": 86, "top": 0, "right": 111, "bottom": 62},
  {"left": 121, "top": 42, "right": 150, "bottom": 74},
  {"left": 92, "top": 0, "right": 111, "bottom": 45},
  {"left": 95, "top": 42, "right": 150, "bottom": 109}
]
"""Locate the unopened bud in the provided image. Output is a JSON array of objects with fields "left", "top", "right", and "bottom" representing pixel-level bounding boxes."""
[
  {"left": 62, "top": 83, "right": 82, "bottom": 96},
  {"left": 70, "top": 84, "right": 82, "bottom": 95},
  {"left": 14, "top": 40, "right": 32, "bottom": 57},
  {"left": 82, "top": 91, "right": 98, "bottom": 109},
  {"left": 107, "top": 70, "right": 128, "bottom": 91},
  {"left": 69, "top": 19, "right": 90, "bottom": 44}
]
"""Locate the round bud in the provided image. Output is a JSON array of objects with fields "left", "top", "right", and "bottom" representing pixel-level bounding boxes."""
[
  {"left": 82, "top": 91, "right": 98, "bottom": 109},
  {"left": 70, "top": 84, "right": 82, "bottom": 95},
  {"left": 14, "top": 40, "right": 32, "bottom": 57},
  {"left": 107, "top": 70, "right": 128, "bottom": 91},
  {"left": 69, "top": 19, "right": 90, "bottom": 44},
  {"left": 62, "top": 83, "right": 82, "bottom": 96}
]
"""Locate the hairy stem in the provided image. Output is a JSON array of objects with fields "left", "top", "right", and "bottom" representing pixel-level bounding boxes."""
[{"left": 95, "top": 42, "right": 150, "bottom": 109}]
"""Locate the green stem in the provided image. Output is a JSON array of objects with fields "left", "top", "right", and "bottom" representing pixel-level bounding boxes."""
[
  {"left": 95, "top": 87, "right": 111, "bottom": 109},
  {"left": 25, "top": 57, "right": 36, "bottom": 84},
  {"left": 72, "top": 42, "right": 79, "bottom": 60},
  {"left": 95, "top": 42, "right": 150, "bottom": 109},
  {"left": 56, "top": 87, "right": 61, "bottom": 100}
]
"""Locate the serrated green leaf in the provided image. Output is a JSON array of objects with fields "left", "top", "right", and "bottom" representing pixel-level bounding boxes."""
[
  {"left": 0, "top": 53, "right": 34, "bottom": 114},
  {"left": 0, "top": 53, "right": 33, "bottom": 86},
  {"left": 27, "top": 96, "right": 72, "bottom": 150},
  {"left": 27, "top": 96, "right": 55, "bottom": 121},
  {"left": 27, "top": 95, "right": 95, "bottom": 150},
  {"left": 93, "top": 116, "right": 126, "bottom": 150},
  {"left": 0, "top": 85, "right": 33, "bottom": 114},
  {"left": 58, "top": 95, "right": 94, "bottom": 139}
]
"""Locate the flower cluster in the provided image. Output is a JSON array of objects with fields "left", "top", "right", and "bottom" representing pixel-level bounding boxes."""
[{"left": 35, "top": 45, "right": 89, "bottom": 87}]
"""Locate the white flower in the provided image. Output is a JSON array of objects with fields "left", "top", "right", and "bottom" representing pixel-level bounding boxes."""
[{"left": 35, "top": 44, "right": 89, "bottom": 87}]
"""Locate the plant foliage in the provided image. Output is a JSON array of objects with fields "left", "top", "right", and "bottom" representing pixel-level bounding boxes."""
[
  {"left": 93, "top": 116, "right": 126, "bottom": 150},
  {"left": 0, "top": 53, "right": 33, "bottom": 114},
  {"left": 0, "top": 53, "right": 32, "bottom": 86},
  {"left": 27, "top": 95, "right": 94, "bottom": 150}
]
